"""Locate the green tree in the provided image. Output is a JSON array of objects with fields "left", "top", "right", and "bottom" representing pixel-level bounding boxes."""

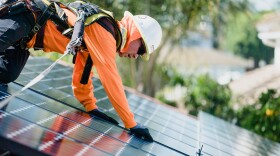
[
  {"left": 185, "top": 74, "right": 234, "bottom": 120},
  {"left": 235, "top": 29, "right": 274, "bottom": 68},
  {"left": 223, "top": 13, "right": 274, "bottom": 68},
  {"left": 156, "top": 71, "right": 234, "bottom": 119},
  {"left": 236, "top": 89, "right": 280, "bottom": 142},
  {"left": 155, "top": 66, "right": 186, "bottom": 108},
  {"left": 209, "top": 0, "right": 250, "bottom": 48}
]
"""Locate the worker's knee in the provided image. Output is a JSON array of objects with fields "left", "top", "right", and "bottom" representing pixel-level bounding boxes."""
[
  {"left": 0, "top": 45, "right": 30, "bottom": 83},
  {"left": 0, "top": 7, "right": 35, "bottom": 52},
  {"left": 0, "top": 71, "right": 20, "bottom": 83}
]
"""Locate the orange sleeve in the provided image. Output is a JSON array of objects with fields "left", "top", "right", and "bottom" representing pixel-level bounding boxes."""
[
  {"left": 82, "top": 23, "right": 137, "bottom": 129},
  {"left": 43, "top": 21, "right": 70, "bottom": 53},
  {"left": 72, "top": 51, "right": 98, "bottom": 111}
]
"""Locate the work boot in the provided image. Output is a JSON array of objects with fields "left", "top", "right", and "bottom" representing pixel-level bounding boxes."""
[{"left": 88, "top": 109, "right": 119, "bottom": 125}]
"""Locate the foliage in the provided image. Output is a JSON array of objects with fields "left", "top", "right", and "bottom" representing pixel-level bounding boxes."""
[
  {"left": 156, "top": 93, "right": 177, "bottom": 107},
  {"left": 208, "top": 0, "right": 251, "bottom": 48},
  {"left": 155, "top": 69, "right": 234, "bottom": 120},
  {"left": 155, "top": 66, "right": 187, "bottom": 108},
  {"left": 159, "top": 66, "right": 185, "bottom": 86},
  {"left": 235, "top": 29, "right": 274, "bottom": 68},
  {"left": 184, "top": 74, "right": 234, "bottom": 120},
  {"left": 236, "top": 89, "right": 280, "bottom": 142}
]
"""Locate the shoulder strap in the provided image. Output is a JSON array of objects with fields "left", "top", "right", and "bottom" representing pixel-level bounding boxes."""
[
  {"left": 20, "top": 0, "right": 54, "bottom": 49},
  {"left": 80, "top": 55, "right": 93, "bottom": 84},
  {"left": 33, "top": 24, "right": 45, "bottom": 50},
  {"left": 25, "top": 1, "right": 70, "bottom": 50}
]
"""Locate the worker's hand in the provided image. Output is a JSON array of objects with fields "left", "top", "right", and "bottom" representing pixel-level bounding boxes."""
[
  {"left": 130, "top": 124, "right": 154, "bottom": 142},
  {"left": 88, "top": 109, "right": 119, "bottom": 125}
]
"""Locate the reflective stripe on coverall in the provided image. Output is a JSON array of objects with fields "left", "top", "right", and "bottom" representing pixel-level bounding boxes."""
[{"left": 26, "top": 8, "right": 137, "bottom": 128}]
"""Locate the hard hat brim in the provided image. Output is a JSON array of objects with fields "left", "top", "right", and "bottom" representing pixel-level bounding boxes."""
[{"left": 124, "top": 11, "right": 150, "bottom": 61}]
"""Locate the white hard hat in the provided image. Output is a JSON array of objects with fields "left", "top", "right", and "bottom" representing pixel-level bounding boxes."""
[{"left": 124, "top": 11, "right": 162, "bottom": 60}]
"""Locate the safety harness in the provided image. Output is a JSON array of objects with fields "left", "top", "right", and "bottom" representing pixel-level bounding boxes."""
[
  {"left": 63, "top": 1, "right": 123, "bottom": 52},
  {"left": 1, "top": 0, "right": 123, "bottom": 84},
  {"left": 64, "top": 1, "right": 123, "bottom": 84}
]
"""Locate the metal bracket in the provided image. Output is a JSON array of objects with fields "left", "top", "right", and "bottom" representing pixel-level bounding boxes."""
[{"left": 196, "top": 145, "right": 203, "bottom": 156}]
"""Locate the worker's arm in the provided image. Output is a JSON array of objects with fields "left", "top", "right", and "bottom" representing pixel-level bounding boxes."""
[
  {"left": 82, "top": 23, "right": 137, "bottom": 129},
  {"left": 42, "top": 20, "right": 69, "bottom": 53}
]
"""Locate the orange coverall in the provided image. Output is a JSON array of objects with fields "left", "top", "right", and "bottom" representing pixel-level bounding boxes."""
[{"left": 27, "top": 8, "right": 137, "bottom": 128}]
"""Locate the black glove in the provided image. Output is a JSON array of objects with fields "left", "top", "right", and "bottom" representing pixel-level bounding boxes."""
[
  {"left": 88, "top": 109, "right": 119, "bottom": 125},
  {"left": 130, "top": 124, "right": 154, "bottom": 142}
]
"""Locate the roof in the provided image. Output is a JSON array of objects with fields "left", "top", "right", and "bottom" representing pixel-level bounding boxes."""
[
  {"left": 158, "top": 47, "right": 253, "bottom": 68},
  {"left": 257, "top": 12, "right": 280, "bottom": 33},
  {"left": 0, "top": 57, "right": 279, "bottom": 156},
  {"left": 229, "top": 64, "right": 280, "bottom": 104},
  {"left": 256, "top": 12, "right": 280, "bottom": 48}
]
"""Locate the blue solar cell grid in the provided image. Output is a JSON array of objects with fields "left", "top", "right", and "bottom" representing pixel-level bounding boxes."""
[
  {"left": 198, "top": 112, "right": 280, "bottom": 156},
  {"left": 1, "top": 57, "right": 280, "bottom": 156}
]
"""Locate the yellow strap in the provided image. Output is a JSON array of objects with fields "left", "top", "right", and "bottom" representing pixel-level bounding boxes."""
[
  {"left": 85, "top": 13, "right": 109, "bottom": 26},
  {"left": 41, "top": 0, "right": 51, "bottom": 5},
  {"left": 100, "top": 9, "right": 114, "bottom": 17}
]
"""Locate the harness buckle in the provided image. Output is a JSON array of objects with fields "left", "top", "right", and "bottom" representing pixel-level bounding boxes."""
[{"left": 32, "top": 24, "right": 41, "bottom": 33}]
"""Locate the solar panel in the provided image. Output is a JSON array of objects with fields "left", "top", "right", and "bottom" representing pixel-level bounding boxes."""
[
  {"left": 1, "top": 57, "right": 280, "bottom": 156},
  {"left": 1, "top": 84, "right": 186, "bottom": 155},
  {"left": 198, "top": 112, "right": 280, "bottom": 156}
]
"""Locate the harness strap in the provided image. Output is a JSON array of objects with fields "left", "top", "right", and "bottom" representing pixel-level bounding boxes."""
[
  {"left": 22, "top": 1, "right": 70, "bottom": 50},
  {"left": 30, "top": 1, "right": 54, "bottom": 39},
  {"left": 33, "top": 0, "right": 50, "bottom": 12},
  {"left": 51, "top": 2, "right": 69, "bottom": 31},
  {"left": 78, "top": 18, "right": 116, "bottom": 85},
  {"left": 80, "top": 55, "right": 93, "bottom": 84},
  {"left": 0, "top": 6, "right": 9, "bottom": 16},
  {"left": 33, "top": 24, "right": 45, "bottom": 50},
  {"left": 96, "top": 18, "right": 115, "bottom": 37},
  {"left": 20, "top": 0, "right": 55, "bottom": 49},
  {"left": 33, "top": 5, "right": 69, "bottom": 50}
]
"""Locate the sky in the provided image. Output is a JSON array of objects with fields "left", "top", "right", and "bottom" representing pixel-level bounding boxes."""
[{"left": 250, "top": 0, "right": 280, "bottom": 11}]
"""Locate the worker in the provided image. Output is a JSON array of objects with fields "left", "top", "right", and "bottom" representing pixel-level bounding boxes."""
[{"left": 0, "top": 0, "right": 162, "bottom": 142}]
